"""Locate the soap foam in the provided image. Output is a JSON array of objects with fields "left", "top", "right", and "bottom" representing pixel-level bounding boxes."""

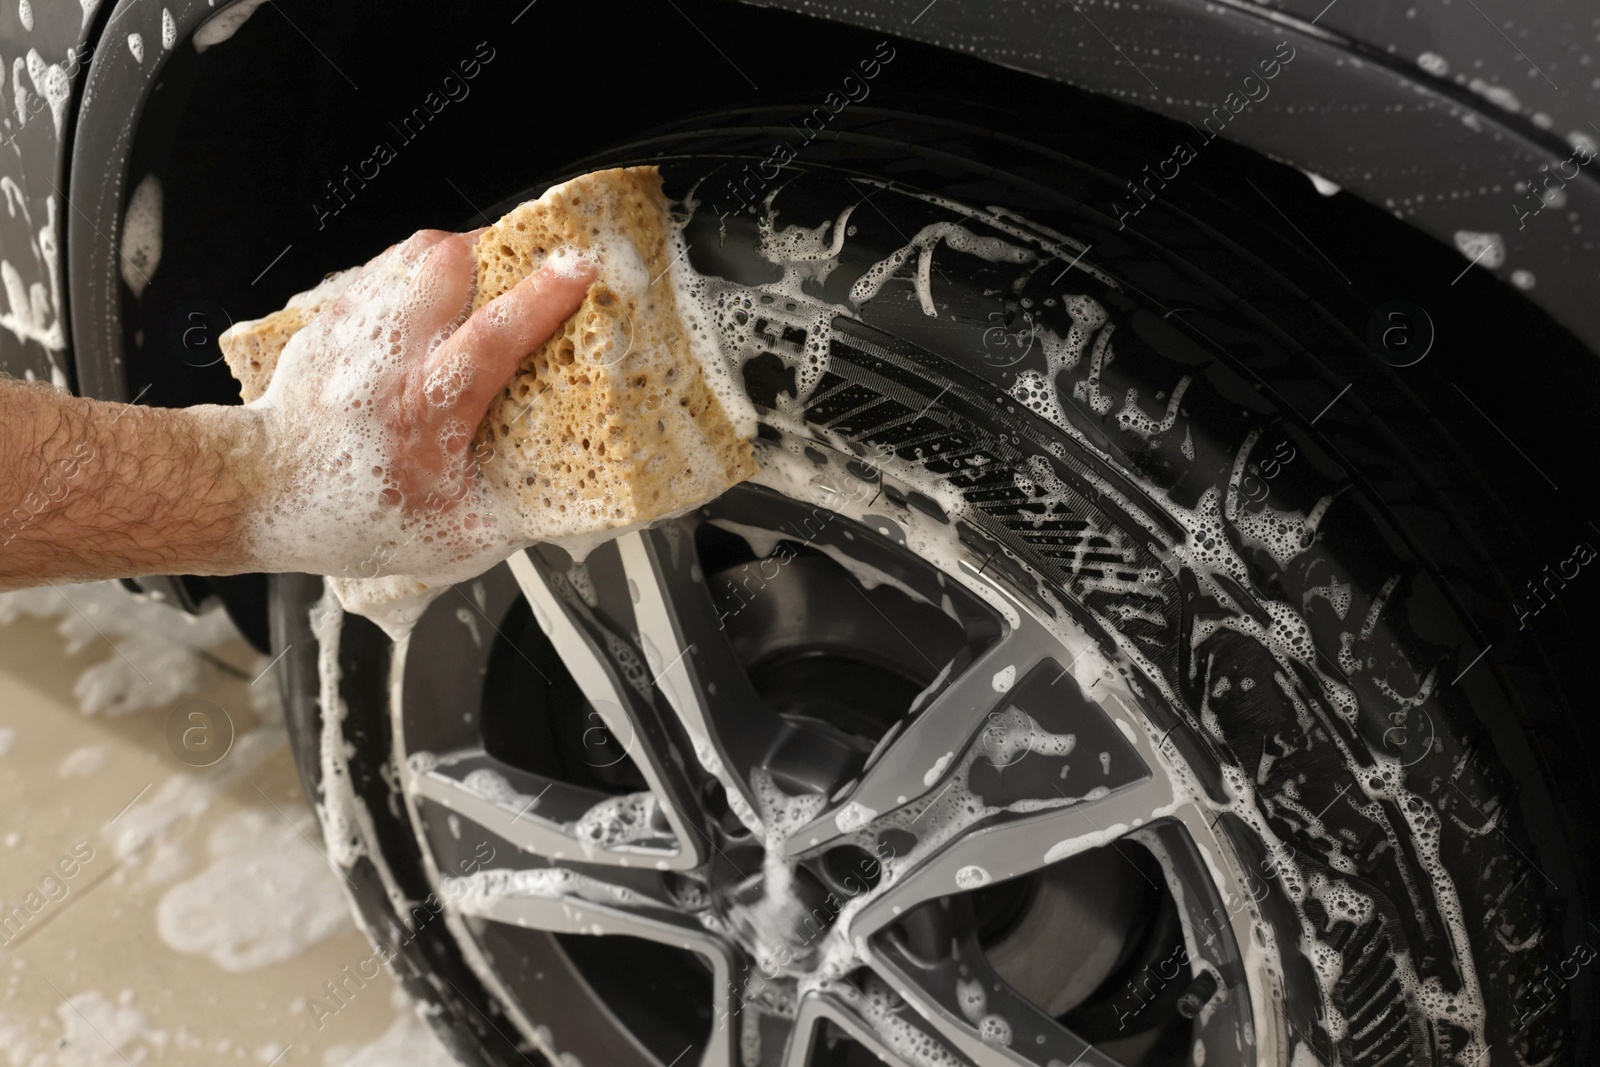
[
  {"left": 118, "top": 174, "right": 161, "bottom": 299},
  {"left": 155, "top": 807, "right": 350, "bottom": 972}
]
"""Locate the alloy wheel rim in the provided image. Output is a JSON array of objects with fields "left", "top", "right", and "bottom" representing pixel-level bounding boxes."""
[{"left": 388, "top": 447, "right": 1279, "bottom": 1067}]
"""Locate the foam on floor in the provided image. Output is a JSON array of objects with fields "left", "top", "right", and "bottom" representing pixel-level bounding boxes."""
[{"left": 155, "top": 807, "right": 351, "bottom": 972}]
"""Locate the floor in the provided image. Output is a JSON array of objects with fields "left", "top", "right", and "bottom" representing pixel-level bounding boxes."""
[{"left": 0, "top": 582, "right": 459, "bottom": 1066}]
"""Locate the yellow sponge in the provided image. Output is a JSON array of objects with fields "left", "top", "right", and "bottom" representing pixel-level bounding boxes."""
[{"left": 219, "top": 165, "right": 756, "bottom": 544}]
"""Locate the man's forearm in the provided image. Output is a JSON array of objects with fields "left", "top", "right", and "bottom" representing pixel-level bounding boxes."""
[
  {"left": 0, "top": 233, "right": 595, "bottom": 594},
  {"left": 0, "top": 379, "right": 266, "bottom": 590}
]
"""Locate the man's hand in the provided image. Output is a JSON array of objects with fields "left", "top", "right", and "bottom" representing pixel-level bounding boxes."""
[
  {"left": 0, "top": 227, "right": 594, "bottom": 591},
  {"left": 250, "top": 229, "right": 594, "bottom": 584}
]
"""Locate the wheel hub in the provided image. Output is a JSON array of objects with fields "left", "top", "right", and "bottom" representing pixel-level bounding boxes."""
[{"left": 717, "top": 857, "right": 831, "bottom": 979}]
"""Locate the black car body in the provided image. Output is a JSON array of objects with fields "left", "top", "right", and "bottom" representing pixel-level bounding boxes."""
[{"left": 1, "top": 0, "right": 1593, "bottom": 395}]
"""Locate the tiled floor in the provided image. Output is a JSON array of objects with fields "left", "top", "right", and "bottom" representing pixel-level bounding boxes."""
[{"left": 0, "top": 585, "right": 456, "bottom": 1066}]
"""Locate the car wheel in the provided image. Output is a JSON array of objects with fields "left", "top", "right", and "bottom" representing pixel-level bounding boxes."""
[{"left": 272, "top": 107, "right": 1598, "bottom": 1067}]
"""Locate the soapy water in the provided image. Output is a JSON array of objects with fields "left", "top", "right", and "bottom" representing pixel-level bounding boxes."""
[
  {"left": 840, "top": 977, "right": 966, "bottom": 1067},
  {"left": 459, "top": 766, "right": 534, "bottom": 808},
  {"left": 721, "top": 768, "right": 830, "bottom": 977},
  {"left": 441, "top": 865, "right": 658, "bottom": 915},
  {"left": 573, "top": 790, "right": 665, "bottom": 850},
  {"left": 305, "top": 173, "right": 1488, "bottom": 1064},
  {"left": 950, "top": 974, "right": 1012, "bottom": 1049}
]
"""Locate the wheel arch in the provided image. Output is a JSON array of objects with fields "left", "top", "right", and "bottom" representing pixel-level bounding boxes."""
[{"left": 64, "top": 0, "right": 1600, "bottom": 408}]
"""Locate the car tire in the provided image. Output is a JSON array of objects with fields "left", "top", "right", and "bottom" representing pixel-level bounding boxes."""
[{"left": 272, "top": 105, "right": 1600, "bottom": 1067}]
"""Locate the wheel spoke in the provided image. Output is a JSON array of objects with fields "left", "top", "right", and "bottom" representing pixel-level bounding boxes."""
[
  {"left": 784, "top": 622, "right": 1057, "bottom": 857},
  {"left": 446, "top": 867, "right": 738, "bottom": 1067},
  {"left": 846, "top": 686, "right": 1176, "bottom": 940},
  {"left": 508, "top": 547, "right": 705, "bottom": 868},
  {"left": 408, "top": 749, "right": 683, "bottom": 868},
  {"left": 1148, "top": 798, "right": 1283, "bottom": 1062},
  {"left": 858, "top": 768, "right": 1174, "bottom": 938},
  {"left": 617, "top": 528, "right": 780, "bottom": 835}
]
